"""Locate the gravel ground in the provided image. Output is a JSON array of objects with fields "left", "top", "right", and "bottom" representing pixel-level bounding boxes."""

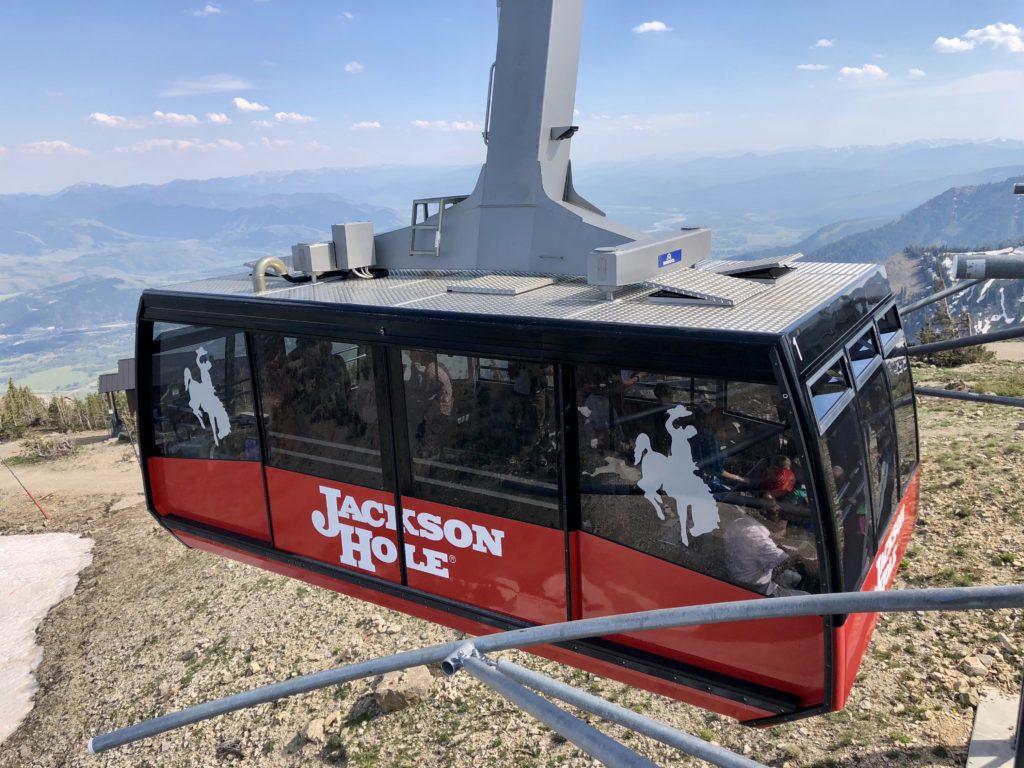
[{"left": 0, "top": 361, "right": 1022, "bottom": 768}]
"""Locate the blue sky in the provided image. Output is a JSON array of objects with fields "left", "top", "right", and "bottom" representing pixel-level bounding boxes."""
[{"left": 0, "top": 1, "right": 1022, "bottom": 193}]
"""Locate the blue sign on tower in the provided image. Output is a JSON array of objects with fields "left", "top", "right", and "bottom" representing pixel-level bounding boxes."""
[{"left": 658, "top": 249, "right": 683, "bottom": 268}]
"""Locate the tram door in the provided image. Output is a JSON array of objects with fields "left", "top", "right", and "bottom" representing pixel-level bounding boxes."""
[
  {"left": 392, "top": 349, "right": 567, "bottom": 626},
  {"left": 572, "top": 366, "right": 826, "bottom": 709},
  {"left": 252, "top": 335, "right": 404, "bottom": 584},
  {"left": 147, "top": 324, "right": 271, "bottom": 542}
]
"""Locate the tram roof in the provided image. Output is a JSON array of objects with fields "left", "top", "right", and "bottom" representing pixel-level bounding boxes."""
[{"left": 155, "top": 259, "right": 890, "bottom": 338}]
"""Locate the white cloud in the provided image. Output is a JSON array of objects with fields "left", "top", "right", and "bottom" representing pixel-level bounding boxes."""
[
  {"left": 233, "top": 96, "right": 269, "bottom": 112},
  {"left": 411, "top": 119, "right": 481, "bottom": 131},
  {"left": 345, "top": 61, "right": 364, "bottom": 74},
  {"left": 153, "top": 110, "right": 201, "bottom": 125},
  {"left": 274, "top": 111, "right": 314, "bottom": 123},
  {"left": 193, "top": 3, "right": 221, "bottom": 17},
  {"left": 89, "top": 112, "right": 134, "bottom": 127},
  {"left": 839, "top": 64, "right": 888, "bottom": 82},
  {"left": 796, "top": 64, "right": 830, "bottom": 71},
  {"left": 260, "top": 137, "right": 293, "bottom": 148},
  {"left": 342, "top": 11, "right": 354, "bottom": 20},
  {"left": 351, "top": 121, "right": 381, "bottom": 131},
  {"left": 633, "top": 21, "right": 671, "bottom": 34},
  {"left": 207, "top": 112, "right": 231, "bottom": 124},
  {"left": 934, "top": 36, "right": 976, "bottom": 53},
  {"left": 162, "top": 74, "right": 252, "bottom": 97},
  {"left": 965, "top": 22, "right": 1024, "bottom": 52},
  {"left": 0, "top": 146, "right": 8, "bottom": 156},
  {"left": 909, "top": 68, "right": 927, "bottom": 78},
  {"left": 116, "top": 138, "right": 242, "bottom": 153},
  {"left": 23, "top": 140, "right": 89, "bottom": 156},
  {"left": 814, "top": 38, "right": 834, "bottom": 48},
  {"left": 251, "top": 119, "right": 275, "bottom": 129}
]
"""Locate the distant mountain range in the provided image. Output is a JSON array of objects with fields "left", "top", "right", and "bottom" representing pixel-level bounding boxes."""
[
  {"left": 1, "top": 139, "right": 1023, "bottom": 390},
  {"left": 753, "top": 175, "right": 1024, "bottom": 338}
]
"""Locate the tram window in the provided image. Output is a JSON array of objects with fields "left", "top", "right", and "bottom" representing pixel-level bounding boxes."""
[
  {"left": 848, "top": 329, "right": 880, "bottom": 384},
  {"left": 885, "top": 350, "right": 919, "bottom": 488},
  {"left": 856, "top": 368, "right": 900, "bottom": 535},
  {"left": 726, "top": 381, "right": 785, "bottom": 423},
  {"left": 577, "top": 366, "right": 821, "bottom": 596},
  {"left": 819, "top": 406, "right": 873, "bottom": 591},
  {"left": 877, "top": 306, "right": 903, "bottom": 352},
  {"left": 809, "top": 359, "right": 853, "bottom": 427},
  {"left": 401, "top": 349, "right": 559, "bottom": 526},
  {"left": 253, "top": 335, "right": 383, "bottom": 489},
  {"left": 150, "top": 323, "right": 259, "bottom": 461}
]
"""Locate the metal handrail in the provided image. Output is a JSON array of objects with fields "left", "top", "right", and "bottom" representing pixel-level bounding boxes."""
[
  {"left": 906, "top": 324, "right": 1024, "bottom": 357},
  {"left": 89, "top": 584, "right": 1024, "bottom": 763},
  {"left": 898, "top": 279, "right": 983, "bottom": 315}
]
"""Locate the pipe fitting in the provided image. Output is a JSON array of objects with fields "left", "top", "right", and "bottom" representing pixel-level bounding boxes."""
[
  {"left": 252, "top": 256, "right": 289, "bottom": 294},
  {"left": 440, "top": 642, "right": 477, "bottom": 676}
]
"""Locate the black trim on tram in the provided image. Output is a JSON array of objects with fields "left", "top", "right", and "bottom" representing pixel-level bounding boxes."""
[
  {"left": 556, "top": 363, "right": 578, "bottom": 622},
  {"left": 136, "top": 314, "right": 163, "bottom": 537},
  {"left": 769, "top": 346, "right": 837, "bottom": 712},
  {"left": 243, "top": 330, "right": 277, "bottom": 550},
  {"left": 161, "top": 514, "right": 807, "bottom": 718}
]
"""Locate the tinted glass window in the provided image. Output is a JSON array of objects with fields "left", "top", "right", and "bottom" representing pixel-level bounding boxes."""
[
  {"left": 150, "top": 323, "right": 259, "bottom": 461},
  {"left": 809, "top": 361, "right": 851, "bottom": 424},
  {"left": 254, "top": 335, "right": 383, "bottom": 489},
  {"left": 577, "top": 366, "right": 821, "bottom": 596},
  {"left": 402, "top": 350, "right": 559, "bottom": 526},
  {"left": 727, "top": 381, "right": 786, "bottom": 423},
  {"left": 848, "top": 329, "right": 880, "bottom": 383},
  {"left": 885, "top": 351, "right": 918, "bottom": 488},
  {"left": 819, "top": 406, "right": 873, "bottom": 591},
  {"left": 877, "top": 306, "right": 902, "bottom": 351},
  {"left": 857, "top": 368, "right": 900, "bottom": 535}
]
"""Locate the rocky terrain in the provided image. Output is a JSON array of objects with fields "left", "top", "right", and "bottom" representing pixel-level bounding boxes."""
[{"left": 0, "top": 359, "right": 1022, "bottom": 767}]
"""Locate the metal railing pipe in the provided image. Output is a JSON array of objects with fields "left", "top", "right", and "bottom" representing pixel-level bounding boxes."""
[
  {"left": 472, "top": 585, "right": 1024, "bottom": 657},
  {"left": 88, "top": 641, "right": 462, "bottom": 754},
  {"left": 496, "top": 658, "right": 768, "bottom": 768},
  {"left": 90, "top": 585, "right": 1024, "bottom": 753},
  {"left": 915, "top": 387, "right": 1024, "bottom": 409},
  {"left": 461, "top": 656, "right": 658, "bottom": 768},
  {"left": 907, "top": 325, "right": 1024, "bottom": 357},
  {"left": 898, "top": 279, "right": 983, "bottom": 315}
]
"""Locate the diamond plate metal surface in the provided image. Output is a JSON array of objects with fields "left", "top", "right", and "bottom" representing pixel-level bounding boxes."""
[
  {"left": 448, "top": 274, "right": 555, "bottom": 296},
  {"left": 644, "top": 268, "right": 768, "bottom": 306},
  {"left": 156, "top": 261, "right": 887, "bottom": 336},
  {"left": 700, "top": 254, "right": 799, "bottom": 273}
]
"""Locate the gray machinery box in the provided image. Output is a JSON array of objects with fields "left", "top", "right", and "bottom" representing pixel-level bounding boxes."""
[
  {"left": 332, "top": 222, "right": 375, "bottom": 270},
  {"left": 587, "top": 228, "right": 712, "bottom": 289},
  {"left": 291, "top": 242, "right": 336, "bottom": 275}
]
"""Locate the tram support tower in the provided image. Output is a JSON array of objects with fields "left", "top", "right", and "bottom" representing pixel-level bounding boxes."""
[{"left": 370, "top": 0, "right": 705, "bottom": 280}]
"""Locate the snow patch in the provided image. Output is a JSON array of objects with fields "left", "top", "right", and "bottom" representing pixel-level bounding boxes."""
[{"left": 0, "top": 534, "right": 93, "bottom": 744}]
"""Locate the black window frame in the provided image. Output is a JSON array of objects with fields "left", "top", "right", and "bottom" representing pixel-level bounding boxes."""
[{"left": 807, "top": 352, "right": 856, "bottom": 435}]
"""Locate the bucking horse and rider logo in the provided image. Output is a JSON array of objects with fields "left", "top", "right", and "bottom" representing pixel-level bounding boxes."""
[
  {"left": 184, "top": 347, "right": 231, "bottom": 446},
  {"left": 634, "top": 404, "right": 720, "bottom": 546}
]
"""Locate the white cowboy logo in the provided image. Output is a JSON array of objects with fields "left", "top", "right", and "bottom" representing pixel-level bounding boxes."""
[
  {"left": 634, "top": 403, "right": 720, "bottom": 546},
  {"left": 184, "top": 346, "right": 231, "bottom": 446}
]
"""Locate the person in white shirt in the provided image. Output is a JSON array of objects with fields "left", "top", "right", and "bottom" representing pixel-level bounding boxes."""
[{"left": 724, "top": 494, "right": 806, "bottom": 596}]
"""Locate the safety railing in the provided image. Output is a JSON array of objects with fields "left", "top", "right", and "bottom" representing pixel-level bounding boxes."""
[{"left": 89, "top": 585, "right": 1024, "bottom": 767}]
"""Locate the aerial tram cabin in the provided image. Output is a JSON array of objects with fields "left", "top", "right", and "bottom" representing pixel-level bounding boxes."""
[{"left": 135, "top": 0, "right": 920, "bottom": 726}]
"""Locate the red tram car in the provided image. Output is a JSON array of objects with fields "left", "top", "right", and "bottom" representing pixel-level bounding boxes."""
[{"left": 138, "top": 257, "right": 918, "bottom": 724}]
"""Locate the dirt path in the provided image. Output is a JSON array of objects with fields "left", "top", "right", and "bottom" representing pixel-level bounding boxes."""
[{"left": 0, "top": 380, "right": 1022, "bottom": 767}]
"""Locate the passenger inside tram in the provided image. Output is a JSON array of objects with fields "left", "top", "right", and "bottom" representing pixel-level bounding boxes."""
[{"left": 577, "top": 365, "right": 820, "bottom": 595}]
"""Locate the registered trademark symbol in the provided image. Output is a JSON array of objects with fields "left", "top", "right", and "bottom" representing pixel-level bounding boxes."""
[{"left": 448, "top": 554, "right": 456, "bottom": 564}]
